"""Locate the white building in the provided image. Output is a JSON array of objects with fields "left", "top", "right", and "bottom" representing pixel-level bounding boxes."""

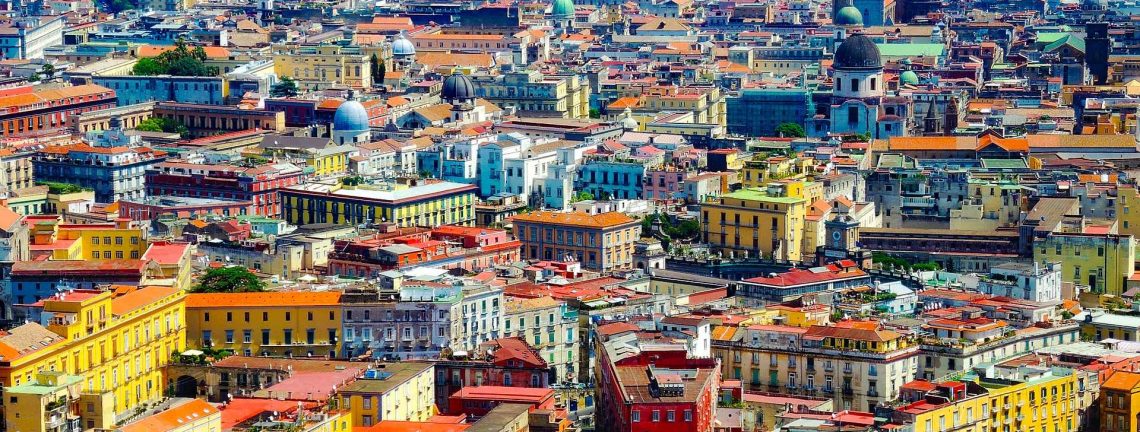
[
  {"left": 658, "top": 316, "right": 711, "bottom": 358},
  {"left": 0, "top": 16, "right": 64, "bottom": 60},
  {"left": 971, "top": 262, "right": 1063, "bottom": 303}
]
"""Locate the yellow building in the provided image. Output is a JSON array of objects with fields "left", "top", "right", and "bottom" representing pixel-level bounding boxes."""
[
  {"left": 338, "top": 362, "right": 436, "bottom": 428},
  {"left": 141, "top": 242, "right": 194, "bottom": 290},
  {"left": 2, "top": 371, "right": 83, "bottom": 432},
  {"left": 740, "top": 155, "right": 815, "bottom": 188},
  {"left": 512, "top": 210, "right": 642, "bottom": 273},
  {"left": 119, "top": 398, "right": 220, "bottom": 432},
  {"left": 279, "top": 180, "right": 477, "bottom": 227},
  {"left": 1117, "top": 185, "right": 1140, "bottom": 238},
  {"left": 184, "top": 291, "right": 343, "bottom": 357},
  {"left": 28, "top": 216, "right": 147, "bottom": 261},
  {"left": 1073, "top": 310, "right": 1140, "bottom": 342},
  {"left": 1101, "top": 370, "right": 1140, "bottom": 432},
  {"left": 949, "top": 180, "right": 1024, "bottom": 231},
  {"left": 0, "top": 286, "right": 186, "bottom": 430},
  {"left": 640, "top": 86, "right": 726, "bottom": 127},
  {"left": 701, "top": 183, "right": 808, "bottom": 261},
  {"left": 900, "top": 367, "right": 1079, "bottom": 432},
  {"left": 711, "top": 322, "right": 920, "bottom": 411},
  {"left": 271, "top": 43, "right": 371, "bottom": 90},
  {"left": 1035, "top": 232, "right": 1135, "bottom": 295},
  {"left": 470, "top": 70, "right": 591, "bottom": 119}
]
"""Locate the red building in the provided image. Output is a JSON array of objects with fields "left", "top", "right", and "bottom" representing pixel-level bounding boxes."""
[
  {"left": 447, "top": 386, "right": 556, "bottom": 418},
  {"left": 0, "top": 84, "right": 116, "bottom": 137},
  {"left": 119, "top": 196, "right": 254, "bottom": 222},
  {"left": 595, "top": 338, "right": 720, "bottom": 432},
  {"left": 145, "top": 161, "right": 306, "bottom": 216},
  {"left": 434, "top": 337, "right": 552, "bottom": 411},
  {"left": 328, "top": 225, "right": 520, "bottom": 277}
]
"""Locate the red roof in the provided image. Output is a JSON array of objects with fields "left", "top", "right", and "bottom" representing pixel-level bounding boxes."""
[
  {"left": 450, "top": 386, "right": 553, "bottom": 403},
  {"left": 742, "top": 265, "right": 865, "bottom": 287},
  {"left": 142, "top": 242, "right": 189, "bottom": 265}
]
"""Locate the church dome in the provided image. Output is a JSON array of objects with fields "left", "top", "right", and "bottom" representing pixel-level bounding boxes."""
[
  {"left": 834, "top": 34, "right": 882, "bottom": 70},
  {"left": 442, "top": 73, "right": 475, "bottom": 102},
  {"left": 333, "top": 92, "right": 370, "bottom": 132},
  {"left": 552, "top": 0, "right": 575, "bottom": 19},
  {"left": 900, "top": 70, "right": 920, "bottom": 85},
  {"left": 392, "top": 34, "right": 415, "bottom": 56},
  {"left": 621, "top": 108, "right": 638, "bottom": 130},
  {"left": 835, "top": 5, "right": 863, "bottom": 26}
]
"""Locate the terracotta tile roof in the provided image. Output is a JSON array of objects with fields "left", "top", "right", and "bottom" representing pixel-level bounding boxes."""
[
  {"left": 1103, "top": 371, "right": 1140, "bottom": 391},
  {"left": 0, "top": 323, "right": 65, "bottom": 362},
  {"left": 511, "top": 210, "right": 636, "bottom": 229},
  {"left": 112, "top": 286, "right": 180, "bottom": 316},
  {"left": 185, "top": 291, "right": 342, "bottom": 308},
  {"left": 0, "top": 205, "right": 22, "bottom": 231},
  {"left": 484, "top": 337, "right": 546, "bottom": 368},
  {"left": 804, "top": 324, "right": 902, "bottom": 343},
  {"left": 119, "top": 399, "right": 218, "bottom": 432},
  {"left": 136, "top": 44, "right": 231, "bottom": 59}
]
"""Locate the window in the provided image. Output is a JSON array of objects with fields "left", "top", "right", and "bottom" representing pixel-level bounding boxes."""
[
  {"left": 652, "top": 411, "right": 660, "bottom": 422},
  {"left": 243, "top": 330, "right": 251, "bottom": 343},
  {"left": 684, "top": 410, "right": 692, "bottom": 422},
  {"left": 667, "top": 411, "right": 675, "bottom": 422},
  {"left": 632, "top": 411, "right": 641, "bottom": 422},
  {"left": 225, "top": 330, "right": 234, "bottom": 344}
]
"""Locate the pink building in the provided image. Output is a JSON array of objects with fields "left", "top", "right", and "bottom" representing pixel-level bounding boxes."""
[{"left": 644, "top": 167, "right": 687, "bottom": 201}]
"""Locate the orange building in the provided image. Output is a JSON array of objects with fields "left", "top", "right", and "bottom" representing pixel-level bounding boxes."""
[
  {"left": 0, "top": 84, "right": 116, "bottom": 137},
  {"left": 511, "top": 211, "right": 641, "bottom": 273}
]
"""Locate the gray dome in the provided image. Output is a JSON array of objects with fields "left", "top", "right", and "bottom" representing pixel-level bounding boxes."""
[
  {"left": 834, "top": 34, "right": 882, "bottom": 70},
  {"left": 392, "top": 34, "right": 415, "bottom": 56},
  {"left": 442, "top": 73, "right": 475, "bottom": 102},
  {"left": 333, "top": 94, "right": 370, "bottom": 132}
]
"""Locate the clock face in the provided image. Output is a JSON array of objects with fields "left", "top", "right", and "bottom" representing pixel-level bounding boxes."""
[{"left": 832, "top": 231, "right": 842, "bottom": 241}]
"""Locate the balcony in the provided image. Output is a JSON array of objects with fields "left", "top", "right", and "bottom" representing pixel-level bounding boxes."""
[
  {"left": 901, "top": 196, "right": 936, "bottom": 208},
  {"left": 823, "top": 387, "right": 834, "bottom": 394},
  {"left": 842, "top": 387, "right": 854, "bottom": 396}
]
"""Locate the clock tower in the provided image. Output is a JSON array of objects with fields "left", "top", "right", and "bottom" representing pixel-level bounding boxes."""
[{"left": 817, "top": 213, "right": 871, "bottom": 268}]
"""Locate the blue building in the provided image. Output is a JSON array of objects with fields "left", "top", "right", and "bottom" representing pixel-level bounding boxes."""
[
  {"left": 92, "top": 75, "right": 225, "bottom": 106},
  {"left": 726, "top": 89, "right": 812, "bottom": 137},
  {"left": 574, "top": 160, "right": 645, "bottom": 200}
]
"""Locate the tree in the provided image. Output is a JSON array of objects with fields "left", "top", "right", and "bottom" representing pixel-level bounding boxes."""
[
  {"left": 588, "top": 108, "right": 601, "bottom": 119},
  {"left": 40, "top": 63, "right": 55, "bottom": 78},
  {"left": 370, "top": 53, "right": 385, "bottom": 87},
  {"left": 132, "top": 58, "right": 164, "bottom": 75},
  {"left": 271, "top": 76, "right": 300, "bottom": 98},
  {"left": 190, "top": 267, "right": 267, "bottom": 293},
  {"left": 28, "top": 72, "right": 40, "bottom": 82},
  {"left": 166, "top": 56, "right": 215, "bottom": 77},
  {"left": 775, "top": 122, "right": 806, "bottom": 138},
  {"left": 136, "top": 117, "right": 188, "bottom": 137},
  {"left": 571, "top": 191, "right": 594, "bottom": 202},
  {"left": 108, "top": 0, "right": 134, "bottom": 12}
]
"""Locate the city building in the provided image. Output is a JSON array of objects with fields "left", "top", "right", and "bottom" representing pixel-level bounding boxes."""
[
  {"left": 595, "top": 333, "right": 720, "bottom": 432},
  {"left": 151, "top": 102, "right": 285, "bottom": 137},
  {"left": 433, "top": 337, "right": 554, "bottom": 409},
  {"left": 183, "top": 291, "right": 342, "bottom": 357},
  {"left": 502, "top": 297, "right": 578, "bottom": 383},
  {"left": 271, "top": 43, "right": 371, "bottom": 90},
  {"left": 0, "top": 287, "right": 186, "bottom": 430},
  {"left": 2, "top": 371, "right": 83, "bottom": 432},
  {"left": 337, "top": 362, "right": 435, "bottom": 428},
  {"left": 726, "top": 88, "right": 812, "bottom": 137},
  {"left": 0, "top": 16, "right": 64, "bottom": 60},
  {"left": 280, "top": 179, "right": 477, "bottom": 227},
  {"left": 118, "top": 399, "right": 221, "bottom": 432},
  {"left": 470, "top": 70, "right": 590, "bottom": 119},
  {"left": 146, "top": 161, "right": 306, "bottom": 216},
  {"left": 92, "top": 76, "right": 226, "bottom": 106},
  {"left": 0, "top": 84, "right": 116, "bottom": 137},
  {"left": 1101, "top": 371, "right": 1140, "bottom": 432},
  {"left": 701, "top": 183, "right": 810, "bottom": 262},
  {"left": 711, "top": 320, "right": 919, "bottom": 411},
  {"left": 32, "top": 143, "right": 167, "bottom": 203},
  {"left": 511, "top": 211, "right": 641, "bottom": 273}
]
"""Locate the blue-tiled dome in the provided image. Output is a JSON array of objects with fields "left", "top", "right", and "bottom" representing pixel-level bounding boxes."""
[
  {"left": 392, "top": 34, "right": 415, "bottom": 56},
  {"left": 333, "top": 94, "right": 369, "bottom": 132},
  {"left": 552, "top": 0, "right": 574, "bottom": 19}
]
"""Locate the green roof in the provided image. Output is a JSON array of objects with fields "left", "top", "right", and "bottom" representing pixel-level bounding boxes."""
[
  {"left": 5, "top": 373, "right": 82, "bottom": 395},
  {"left": 1043, "top": 34, "right": 1085, "bottom": 54},
  {"left": 722, "top": 188, "right": 807, "bottom": 204},
  {"left": 875, "top": 43, "right": 945, "bottom": 58},
  {"left": 980, "top": 159, "right": 1028, "bottom": 169},
  {"left": 1035, "top": 32, "right": 1069, "bottom": 45}
]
